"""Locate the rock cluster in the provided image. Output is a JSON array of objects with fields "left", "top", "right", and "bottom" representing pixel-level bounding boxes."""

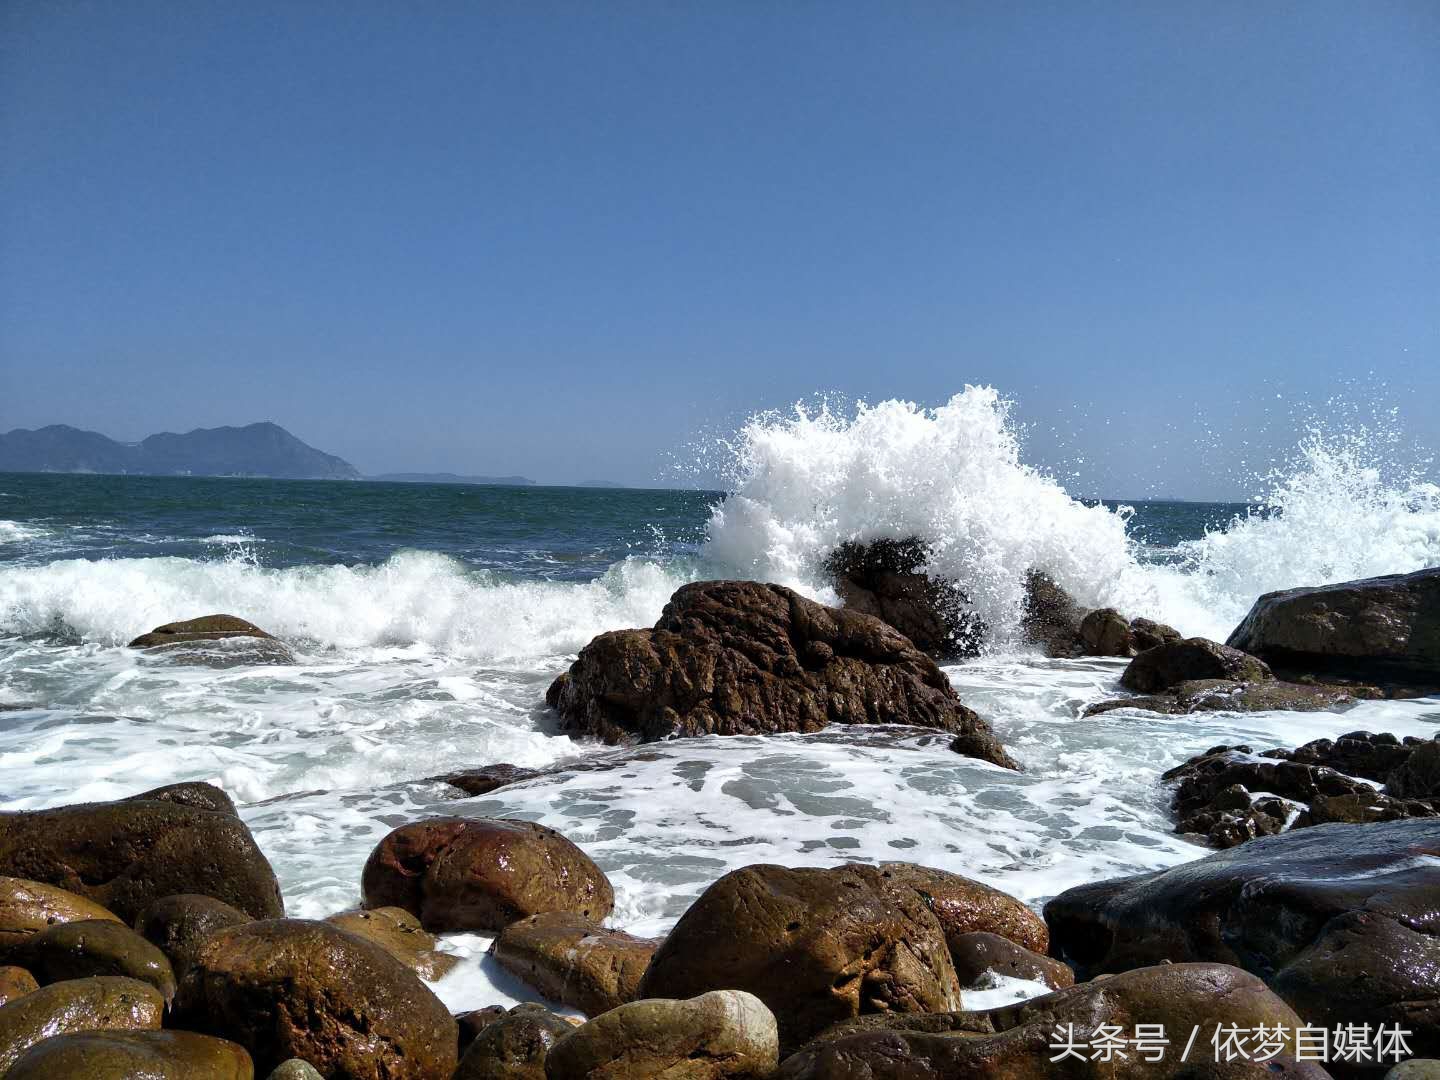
[
  {"left": 545, "top": 580, "right": 1017, "bottom": 769},
  {"left": 1166, "top": 733, "right": 1440, "bottom": 847}
]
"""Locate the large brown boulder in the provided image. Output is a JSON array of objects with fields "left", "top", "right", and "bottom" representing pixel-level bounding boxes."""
[
  {"left": 9, "top": 918, "right": 176, "bottom": 1003},
  {"left": 325, "top": 906, "right": 459, "bottom": 981},
  {"left": 0, "top": 976, "right": 165, "bottom": 1074},
  {"left": 0, "top": 876, "right": 122, "bottom": 948},
  {"left": 824, "top": 538, "right": 985, "bottom": 658},
  {"left": 173, "top": 918, "right": 458, "bottom": 1080},
  {"left": 1227, "top": 567, "right": 1440, "bottom": 689},
  {"left": 0, "top": 796, "right": 283, "bottom": 923},
  {"left": 545, "top": 580, "right": 1016, "bottom": 769},
  {"left": 1044, "top": 817, "right": 1440, "bottom": 1061},
  {"left": 636, "top": 863, "right": 961, "bottom": 1052},
  {"left": 6, "top": 1029, "right": 253, "bottom": 1080},
  {"left": 454, "top": 1003, "right": 575, "bottom": 1080},
  {"left": 544, "top": 989, "right": 779, "bottom": 1079},
  {"left": 1120, "top": 637, "right": 1272, "bottom": 693},
  {"left": 1077, "top": 607, "right": 1182, "bottom": 657},
  {"left": 128, "top": 614, "right": 295, "bottom": 664},
  {"left": 134, "top": 893, "right": 252, "bottom": 976},
  {"left": 866, "top": 862, "right": 1049, "bottom": 954},
  {"left": 946, "top": 932, "right": 1073, "bottom": 991},
  {"left": 362, "top": 818, "right": 613, "bottom": 933},
  {"left": 775, "top": 962, "right": 1317, "bottom": 1079},
  {"left": 490, "top": 912, "right": 658, "bottom": 1017}
]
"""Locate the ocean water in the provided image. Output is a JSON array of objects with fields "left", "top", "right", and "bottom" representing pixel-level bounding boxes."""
[{"left": 2, "top": 388, "right": 1439, "bottom": 1012}]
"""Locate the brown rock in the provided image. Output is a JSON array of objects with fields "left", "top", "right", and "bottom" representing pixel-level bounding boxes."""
[
  {"left": 174, "top": 918, "right": 458, "bottom": 1079},
  {"left": 1386, "top": 740, "right": 1440, "bottom": 800},
  {"left": 545, "top": 580, "right": 1016, "bottom": 769},
  {"left": 1120, "top": 637, "right": 1272, "bottom": 693},
  {"left": 134, "top": 893, "right": 252, "bottom": 976},
  {"left": 636, "top": 863, "right": 961, "bottom": 1052},
  {"left": 490, "top": 912, "right": 659, "bottom": 1017},
  {"left": 126, "top": 781, "right": 239, "bottom": 815},
  {"left": 325, "top": 906, "right": 459, "bottom": 981},
  {"left": 1021, "top": 570, "right": 1087, "bottom": 657},
  {"left": 439, "top": 764, "right": 543, "bottom": 797},
  {"left": 0, "top": 965, "right": 37, "bottom": 1006},
  {"left": 1226, "top": 566, "right": 1440, "bottom": 689},
  {"left": 1079, "top": 608, "right": 1184, "bottom": 657},
  {"left": 10, "top": 918, "right": 176, "bottom": 1003},
  {"left": 544, "top": 989, "right": 780, "bottom": 1079},
  {"left": 5, "top": 1029, "right": 254, "bottom": 1080},
  {"left": 776, "top": 962, "right": 1314, "bottom": 1079},
  {"left": 0, "top": 876, "right": 122, "bottom": 948},
  {"left": 823, "top": 538, "right": 985, "bottom": 659},
  {"left": 129, "top": 614, "right": 275, "bottom": 648},
  {"left": 458, "top": 1005, "right": 511, "bottom": 1051},
  {"left": 0, "top": 796, "right": 283, "bottom": 923},
  {"left": 455, "top": 1003, "right": 574, "bottom": 1080},
  {"left": 946, "top": 932, "right": 1074, "bottom": 991},
  {"left": 128, "top": 614, "right": 295, "bottom": 665},
  {"left": 1044, "top": 818, "right": 1440, "bottom": 1061},
  {"left": 362, "top": 817, "right": 613, "bottom": 933},
  {"left": 0, "top": 976, "right": 165, "bottom": 1074},
  {"left": 869, "top": 862, "right": 1049, "bottom": 954}
]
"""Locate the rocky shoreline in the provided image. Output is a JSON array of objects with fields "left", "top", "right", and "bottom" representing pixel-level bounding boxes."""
[{"left": 0, "top": 564, "right": 1436, "bottom": 1077}]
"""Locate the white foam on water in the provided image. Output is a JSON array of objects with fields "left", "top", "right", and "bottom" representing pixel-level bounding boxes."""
[{"left": 0, "top": 520, "right": 46, "bottom": 544}]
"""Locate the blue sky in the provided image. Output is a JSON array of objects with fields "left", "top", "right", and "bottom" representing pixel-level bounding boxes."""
[{"left": 2, "top": 2, "right": 1435, "bottom": 496}]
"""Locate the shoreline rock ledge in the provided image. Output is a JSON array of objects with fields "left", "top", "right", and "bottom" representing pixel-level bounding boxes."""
[{"left": 546, "top": 579, "right": 1018, "bottom": 769}]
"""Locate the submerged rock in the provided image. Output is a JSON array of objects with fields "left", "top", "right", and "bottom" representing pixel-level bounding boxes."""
[
  {"left": 174, "top": 918, "right": 458, "bottom": 1080},
  {"left": 128, "top": 613, "right": 295, "bottom": 665},
  {"left": 1227, "top": 566, "right": 1440, "bottom": 690},
  {"left": 824, "top": 538, "right": 986, "bottom": 658},
  {"left": 0, "top": 976, "right": 165, "bottom": 1075},
  {"left": 5, "top": 1029, "right": 254, "bottom": 1080},
  {"left": 636, "top": 863, "right": 962, "bottom": 1052},
  {"left": 490, "top": 911, "right": 658, "bottom": 1017},
  {"left": 546, "top": 580, "right": 1017, "bottom": 769},
  {"left": 1044, "top": 817, "right": 1440, "bottom": 1060},
  {"left": 544, "top": 989, "right": 780, "bottom": 1080},
  {"left": 362, "top": 817, "right": 613, "bottom": 933},
  {"left": 775, "top": 962, "right": 1316, "bottom": 1079},
  {"left": 0, "top": 796, "right": 283, "bottom": 923}
]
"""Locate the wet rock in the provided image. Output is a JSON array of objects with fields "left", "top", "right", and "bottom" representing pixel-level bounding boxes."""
[
  {"left": 439, "top": 764, "right": 543, "bottom": 797},
  {"left": 325, "top": 906, "right": 459, "bottom": 981},
  {"left": 775, "top": 962, "right": 1313, "bottom": 1079},
  {"left": 5, "top": 1029, "right": 254, "bottom": 1080},
  {"left": 1227, "top": 567, "right": 1440, "bottom": 689},
  {"left": 1386, "top": 740, "right": 1440, "bottom": 800},
  {"left": 458, "top": 1005, "right": 511, "bottom": 1051},
  {"left": 0, "top": 976, "right": 165, "bottom": 1074},
  {"left": 134, "top": 893, "right": 252, "bottom": 976},
  {"left": 546, "top": 580, "right": 1016, "bottom": 769},
  {"left": 636, "top": 863, "right": 961, "bottom": 1051},
  {"left": 126, "top": 780, "right": 239, "bottom": 815},
  {"left": 1086, "top": 677, "right": 1359, "bottom": 717},
  {"left": 0, "top": 876, "right": 122, "bottom": 948},
  {"left": 174, "top": 918, "right": 458, "bottom": 1079},
  {"left": 362, "top": 817, "right": 613, "bottom": 934},
  {"left": 1077, "top": 608, "right": 1185, "bottom": 658},
  {"left": 0, "top": 797, "right": 283, "bottom": 922},
  {"left": 1309, "top": 790, "right": 1439, "bottom": 825},
  {"left": 823, "top": 538, "right": 985, "bottom": 658},
  {"left": 0, "top": 965, "right": 37, "bottom": 1006},
  {"left": 1387, "top": 1062, "right": 1440, "bottom": 1080},
  {"left": 1021, "top": 570, "right": 1087, "bottom": 657},
  {"left": 544, "top": 989, "right": 780, "bottom": 1080},
  {"left": 1044, "top": 818, "right": 1440, "bottom": 1060},
  {"left": 129, "top": 614, "right": 295, "bottom": 665},
  {"left": 946, "top": 931, "right": 1074, "bottom": 991},
  {"left": 455, "top": 1003, "right": 574, "bottom": 1080},
  {"left": 1120, "top": 637, "right": 1272, "bottom": 693},
  {"left": 1281, "top": 730, "right": 1417, "bottom": 782},
  {"left": 867, "top": 862, "right": 1049, "bottom": 954},
  {"left": 267, "top": 1060, "right": 324, "bottom": 1080},
  {"left": 490, "top": 911, "right": 658, "bottom": 1017},
  {"left": 9, "top": 918, "right": 176, "bottom": 1003}
]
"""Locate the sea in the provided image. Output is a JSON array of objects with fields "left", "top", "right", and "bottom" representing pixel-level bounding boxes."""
[{"left": 2, "top": 388, "right": 1438, "bottom": 1011}]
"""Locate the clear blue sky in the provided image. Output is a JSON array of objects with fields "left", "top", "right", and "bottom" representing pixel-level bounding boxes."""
[{"left": 2, "top": 2, "right": 1435, "bottom": 496}]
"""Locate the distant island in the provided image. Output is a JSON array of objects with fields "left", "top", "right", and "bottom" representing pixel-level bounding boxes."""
[
  {"left": 0, "top": 422, "right": 360, "bottom": 480},
  {"left": 368, "top": 472, "right": 536, "bottom": 487}
]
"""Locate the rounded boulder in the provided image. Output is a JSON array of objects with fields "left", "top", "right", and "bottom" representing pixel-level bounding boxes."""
[
  {"left": 0, "top": 975, "right": 165, "bottom": 1074},
  {"left": 6, "top": 1029, "right": 253, "bottom": 1080},
  {"left": 13, "top": 918, "right": 176, "bottom": 1002}
]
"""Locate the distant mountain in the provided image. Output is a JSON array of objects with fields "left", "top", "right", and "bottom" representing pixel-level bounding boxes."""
[
  {"left": 574, "top": 480, "right": 625, "bottom": 488},
  {"left": 369, "top": 472, "right": 536, "bottom": 487},
  {"left": 0, "top": 422, "right": 360, "bottom": 480}
]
